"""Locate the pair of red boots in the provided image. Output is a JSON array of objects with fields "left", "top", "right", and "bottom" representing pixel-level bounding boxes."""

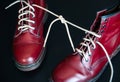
[{"left": 6, "top": 0, "right": 120, "bottom": 82}]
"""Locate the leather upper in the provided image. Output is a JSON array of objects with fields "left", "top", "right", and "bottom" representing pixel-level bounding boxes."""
[
  {"left": 13, "top": 0, "right": 46, "bottom": 65},
  {"left": 52, "top": 9, "right": 120, "bottom": 82}
]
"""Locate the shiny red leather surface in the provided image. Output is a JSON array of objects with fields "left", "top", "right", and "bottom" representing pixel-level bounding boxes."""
[
  {"left": 52, "top": 10, "right": 120, "bottom": 82},
  {"left": 13, "top": 0, "right": 46, "bottom": 65}
]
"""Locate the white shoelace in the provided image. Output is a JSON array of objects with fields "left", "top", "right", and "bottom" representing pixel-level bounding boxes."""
[
  {"left": 6, "top": 0, "right": 36, "bottom": 37},
  {"left": 5, "top": 0, "right": 113, "bottom": 82},
  {"left": 76, "top": 34, "right": 113, "bottom": 82}
]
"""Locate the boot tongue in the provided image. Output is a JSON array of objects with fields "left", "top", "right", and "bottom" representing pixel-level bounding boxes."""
[{"left": 90, "top": 9, "right": 107, "bottom": 32}]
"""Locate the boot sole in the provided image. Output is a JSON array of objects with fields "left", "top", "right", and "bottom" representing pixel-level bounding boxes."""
[{"left": 15, "top": 47, "right": 46, "bottom": 71}]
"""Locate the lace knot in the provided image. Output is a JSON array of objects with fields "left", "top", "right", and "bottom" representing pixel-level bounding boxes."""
[{"left": 59, "top": 15, "right": 66, "bottom": 24}]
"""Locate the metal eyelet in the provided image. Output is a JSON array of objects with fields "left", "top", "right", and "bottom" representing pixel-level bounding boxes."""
[
  {"left": 100, "top": 30, "right": 104, "bottom": 33},
  {"left": 102, "top": 24, "right": 106, "bottom": 28},
  {"left": 83, "top": 55, "right": 89, "bottom": 62},
  {"left": 104, "top": 18, "right": 108, "bottom": 23},
  {"left": 85, "top": 58, "right": 89, "bottom": 62}
]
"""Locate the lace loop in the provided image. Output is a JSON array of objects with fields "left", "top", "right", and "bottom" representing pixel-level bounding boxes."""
[
  {"left": 43, "top": 16, "right": 75, "bottom": 52},
  {"left": 18, "top": 25, "right": 35, "bottom": 31},
  {"left": 76, "top": 48, "right": 88, "bottom": 62},
  {"left": 18, "top": 10, "right": 35, "bottom": 19}
]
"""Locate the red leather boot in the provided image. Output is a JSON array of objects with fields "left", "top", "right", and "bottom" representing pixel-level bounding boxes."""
[
  {"left": 51, "top": 6, "right": 120, "bottom": 82},
  {"left": 6, "top": 0, "right": 46, "bottom": 71}
]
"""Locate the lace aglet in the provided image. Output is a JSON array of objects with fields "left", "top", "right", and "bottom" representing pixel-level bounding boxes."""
[{"left": 5, "top": 6, "right": 9, "bottom": 9}]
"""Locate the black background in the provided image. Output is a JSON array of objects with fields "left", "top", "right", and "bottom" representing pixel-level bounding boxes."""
[{"left": 0, "top": 0, "right": 120, "bottom": 82}]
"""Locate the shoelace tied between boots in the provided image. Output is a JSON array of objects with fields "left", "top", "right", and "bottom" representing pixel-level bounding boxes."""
[{"left": 6, "top": 0, "right": 113, "bottom": 82}]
